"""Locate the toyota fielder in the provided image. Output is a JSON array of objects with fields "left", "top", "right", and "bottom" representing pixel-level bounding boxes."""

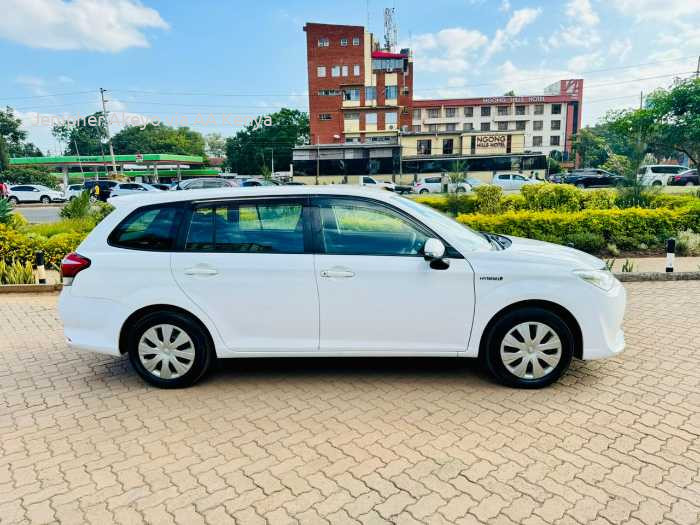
[{"left": 58, "top": 186, "right": 626, "bottom": 389}]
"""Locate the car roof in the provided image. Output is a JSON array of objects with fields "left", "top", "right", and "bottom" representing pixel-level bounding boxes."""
[{"left": 108, "top": 185, "right": 399, "bottom": 209}]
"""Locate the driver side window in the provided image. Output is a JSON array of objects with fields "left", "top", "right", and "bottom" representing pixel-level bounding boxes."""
[{"left": 318, "top": 198, "right": 428, "bottom": 256}]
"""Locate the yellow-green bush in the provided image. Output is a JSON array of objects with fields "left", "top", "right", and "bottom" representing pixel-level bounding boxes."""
[
  {"left": 457, "top": 205, "right": 700, "bottom": 253},
  {"left": 520, "top": 183, "right": 582, "bottom": 212},
  {"left": 582, "top": 189, "right": 617, "bottom": 209},
  {"left": 0, "top": 224, "right": 86, "bottom": 269}
]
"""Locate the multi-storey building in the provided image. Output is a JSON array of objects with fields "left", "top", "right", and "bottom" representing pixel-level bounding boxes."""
[{"left": 304, "top": 22, "right": 413, "bottom": 146}]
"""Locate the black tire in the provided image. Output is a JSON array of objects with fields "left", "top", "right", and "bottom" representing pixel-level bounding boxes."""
[
  {"left": 685, "top": 181, "right": 695, "bottom": 187},
  {"left": 575, "top": 183, "right": 585, "bottom": 189},
  {"left": 8, "top": 196, "right": 19, "bottom": 205},
  {"left": 419, "top": 189, "right": 429, "bottom": 194},
  {"left": 127, "top": 310, "right": 214, "bottom": 388},
  {"left": 455, "top": 187, "right": 466, "bottom": 193},
  {"left": 481, "top": 307, "right": 574, "bottom": 388},
  {"left": 652, "top": 181, "right": 662, "bottom": 187},
  {"left": 40, "top": 195, "right": 51, "bottom": 204}
]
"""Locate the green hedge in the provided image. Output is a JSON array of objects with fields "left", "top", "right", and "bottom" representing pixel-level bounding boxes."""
[
  {"left": 456, "top": 205, "right": 700, "bottom": 252},
  {"left": 0, "top": 224, "right": 87, "bottom": 269}
]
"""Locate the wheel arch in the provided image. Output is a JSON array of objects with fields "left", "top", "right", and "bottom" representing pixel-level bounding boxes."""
[
  {"left": 118, "top": 304, "right": 216, "bottom": 355},
  {"left": 479, "top": 299, "right": 583, "bottom": 359}
]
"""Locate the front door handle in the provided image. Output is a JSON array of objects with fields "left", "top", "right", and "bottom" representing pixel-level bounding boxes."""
[
  {"left": 184, "top": 266, "right": 219, "bottom": 276},
  {"left": 320, "top": 268, "right": 355, "bottom": 278}
]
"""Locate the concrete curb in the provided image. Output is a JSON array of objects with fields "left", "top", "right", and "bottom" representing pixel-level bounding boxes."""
[
  {"left": 615, "top": 271, "right": 700, "bottom": 282},
  {"left": 15, "top": 203, "right": 65, "bottom": 208},
  {"left": 0, "top": 283, "right": 63, "bottom": 293}
]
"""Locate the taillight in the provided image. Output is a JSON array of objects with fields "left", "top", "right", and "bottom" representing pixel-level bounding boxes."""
[
  {"left": 61, "top": 253, "right": 91, "bottom": 282},
  {"left": 673, "top": 176, "right": 680, "bottom": 182}
]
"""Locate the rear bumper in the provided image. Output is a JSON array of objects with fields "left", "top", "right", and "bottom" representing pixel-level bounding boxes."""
[{"left": 58, "top": 289, "right": 123, "bottom": 357}]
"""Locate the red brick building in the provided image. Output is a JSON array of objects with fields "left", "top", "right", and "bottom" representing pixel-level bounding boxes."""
[{"left": 304, "top": 22, "right": 413, "bottom": 146}]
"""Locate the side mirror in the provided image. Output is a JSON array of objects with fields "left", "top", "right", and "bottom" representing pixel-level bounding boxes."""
[{"left": 423, "top": 238, "right": 445, "bottom": 260}]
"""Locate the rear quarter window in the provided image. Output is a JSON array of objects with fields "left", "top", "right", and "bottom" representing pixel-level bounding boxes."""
[{"left": 109, "top": 205, "right": 184, "bottom": 251}]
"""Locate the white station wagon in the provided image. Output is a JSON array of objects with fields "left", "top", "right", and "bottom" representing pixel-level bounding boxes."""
[{"left": 59, "top": 186, "right": 626, "bottom": 389}]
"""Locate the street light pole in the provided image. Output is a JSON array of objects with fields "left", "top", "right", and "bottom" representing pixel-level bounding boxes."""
[{"left": 99, "top": 88, "right": 118, "bottom": 177}]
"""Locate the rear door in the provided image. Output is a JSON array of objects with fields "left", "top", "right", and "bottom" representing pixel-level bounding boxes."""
[
  {"left": 171, "top": 196, "right": 319, "bottom": 352},
  {"left": 11, "top": 185, "right": 39, "bottom": 202}
]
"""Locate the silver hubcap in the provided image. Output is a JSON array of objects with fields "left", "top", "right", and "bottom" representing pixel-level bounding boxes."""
[
  {"left": 500, "top": 322, "right": 562, "bottom": 380},
  {"left": 138, "top": 324, "right": 195, "bottom": 380}
]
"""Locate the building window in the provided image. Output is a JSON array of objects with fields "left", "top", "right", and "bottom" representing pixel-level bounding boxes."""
[
  {"left": 346, "top": 137, "right": 360, "bottom": 143},
  {"left": 318, "top": 38, "right": 329, "bottom": 47},
  {"left": 551, "top": 104, "right": 562, "bottom": 114},
  {"left": 401, "top": 86, "right": 409, "bottom": 96},
  {"left": 515, "top": 105, "right": 526, "bottom": 115},
  {"left": 427, "top": 108, "right": 440, "bottom": 118},
  {"left": 481, "top": 106, "right": 491, "bottom": 117},
  {"left": 317, "top": 66, "right": 326, "bottom": 77},
  {"left": 550, "top": 136, "right": 560, "bottom": 146},
  {"left": 533, "top": 120, "right": 543, "bottom": 131},
  {"left": 497, "top": 121, "right": 508, "bottom": 131},
  {"left": 413, "top": 108, "right": 421, "bottom": 119},
  {"left": 445, "top": 123, "right": 456, "bottom": 132},
  {"left": 497, "top": 106, "right": 509, "bottom": 116},
  {"left": 331, "top": 65, "right": 340, "bottom": 77},
  {"left": 533, "top": 136, "right": 543, "bottom": 146},
  {"left": 365, "top": 86, "right": 376, "bottom": 101},
  {"left": 353, "top": 64, "right": 360, "bottom": 76},
  {"left": 417, "top": 140, "right": 432, "bottom": 155},
  {"left": 534, "top": 104, "right": 544, "bottom": 115},
  {"left": 340, "top": 65, "right": 347, "bottom": 76},
  {"left": 385, "top": 85, "right": 398, "bottom": 99},
  {"left": 352, "top": 37, "right": 360, "bottom": 46},
  {"left": 385, "top": 112, "right": 398, "bottom": 127},
  {"left": 343, "top": 88, "right": 360, "bottom": 101},
  {"left": 365, "top": 112, "right": 377, "bottom": 125},
  {"left": 445, "top": 107, "right": 456, "bottom": 117},
  {"left": 372, "top": 58, "right": 403, "bottom": 71},
  {"left": 344, "top": 112, "right": 360, "bottom": 121},
  {"left": 516, "top": 121, "right": 526, "bottom": 131},
  {"left": 319, "top": 113, "right": 332, "bottom": 121},
  {"left": 481, "top": 122, "right": 491, "bottom": 131},
  {"left": 340, "top": 38, "right": 348, "bottom": 46},
  {"left": 463, "top": 122, "right": 474, "bottom": 131},
  {"left": 551, "top": 120, "right": 561, "bottom": 130},
  {"left": 412, "top": 125, "right": 421, "bottom": 132},
  {"left": 442, "top": 139, "right": 454, "bottom": 155},
  {"left": 464, "top": 107, "right": 474, "bottom": 117},
  {"left": 427, "top": 124, "right": 438, "bottom": 132},
  {"left": 318, "top": 89, "right": 340, "bottom": 96}
]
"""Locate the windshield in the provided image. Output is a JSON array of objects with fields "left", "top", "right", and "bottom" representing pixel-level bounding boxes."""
[{"left": 393, "top": 195, "right": 492, "bottom": 251}]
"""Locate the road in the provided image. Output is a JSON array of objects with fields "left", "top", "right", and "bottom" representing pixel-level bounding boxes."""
[
  {"left": 15, "top": 205, "right": 62, "bottom": 224},
  {"left": 1, "top": 282, "right": 698, "bottom": 524}
]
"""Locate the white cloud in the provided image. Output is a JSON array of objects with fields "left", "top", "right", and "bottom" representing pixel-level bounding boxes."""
[
  {"left": 57, "top": 75, "right": 74, "bottom": 84},
  {"left": 15, "top": 75, "right": 47, "bottom": 96},
  {"left": 482, "top": 8, "right": 542, "bottom": 63},
  {"left": 608, "top": 39, "right": 632, "bottom": 62},
  {"left": 545, "top": 0, "right": 600, "bottom": 51},
  {"left": 406, "top": 27, "right": 487, "bottom": 73},
  {"left": 567, "top": 52, "right": 604, "bottom": 72},
  {"left": 609, "top": 0, "right": 700, "bottom": 23},
  {"left": 499, "top": 0, "right": 511, "bottom": 12},
  {"left": 0, "top": 0, "right": 169, "bottom": 52},
  {"left": 565, "top": 0, "right": 599, "bottom": 27}
]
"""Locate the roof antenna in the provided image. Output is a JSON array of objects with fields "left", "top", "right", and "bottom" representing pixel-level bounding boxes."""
[{"left": 384, "top": 7, "right": 397, "bottom": 52}]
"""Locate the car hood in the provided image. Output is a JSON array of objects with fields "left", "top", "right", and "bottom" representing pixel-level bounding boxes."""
[{"left": 502, "top": 235, "right": 605, "bottom": 270}]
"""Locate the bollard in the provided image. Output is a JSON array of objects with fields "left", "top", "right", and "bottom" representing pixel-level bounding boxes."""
[
  {"left": 35, "top": 251, "right": 47, "bottom": 284},
  {"left": 665, "top": 238, "right": 675, "bottom": 273}
]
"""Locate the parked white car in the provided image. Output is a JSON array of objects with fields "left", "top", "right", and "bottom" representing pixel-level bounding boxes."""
[
  {"left": 413, "top": 176, "right": 472, "bottom": 194},
  {"left": 360, "top": 176, "right": 396, "bottom": 191},
  {"left": 492, "top": 173, "right": 539, "bottom": 191},
  {"left": 637, "top": 165, "right": 688, "bottom": 186},
  {"left": 8, "top": 184, "right": 66, "bottom": 204},
  {"left": 64, "top": 184, "right": 86, "bottom": 201},
  {"left": 58, "top": 186, "right": 626, "bottom": 389},
  {"left": 109, "top": 182, "right": 163, "bottom": 198}
]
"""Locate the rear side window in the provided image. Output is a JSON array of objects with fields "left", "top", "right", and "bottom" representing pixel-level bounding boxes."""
[
  {"left": 109, "top": 205, "right": 183, "bottom": 251},
  {"left": 185, "top": 202, "right": 305, "bottom": 253}
]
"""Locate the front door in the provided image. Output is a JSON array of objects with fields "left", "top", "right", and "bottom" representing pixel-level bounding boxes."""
[
  {"left": 171, "top": 197, "right": 319, "bottom": 353},
  {"left": 311, "top": 196, "right": 475, "bottom": 354}
]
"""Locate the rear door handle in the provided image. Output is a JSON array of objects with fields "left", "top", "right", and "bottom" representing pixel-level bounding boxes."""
[
  {"left": 320, "top": 268, "right": 355, "bottom": 278},
  {"left": 184, "top": 266, "right": 219, "bottom": 276}
]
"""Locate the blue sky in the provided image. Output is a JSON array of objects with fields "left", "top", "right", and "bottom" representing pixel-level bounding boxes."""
[{"left": 1, "top": 0, "right": 699, "bottom": 153}]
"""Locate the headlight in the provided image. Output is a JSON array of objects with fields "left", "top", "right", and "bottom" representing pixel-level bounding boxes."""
[{"left": 573, "top": 269, "right": 615, "bottom": 291}]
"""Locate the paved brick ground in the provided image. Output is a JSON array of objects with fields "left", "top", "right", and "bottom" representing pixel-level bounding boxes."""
[{"left": 1, "top": 282, "right": 699, "bottom": 524}]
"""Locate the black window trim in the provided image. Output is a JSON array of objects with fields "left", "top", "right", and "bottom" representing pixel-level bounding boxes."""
[
  {"left": 309, "top": 195, "right": 463, "bottom": 258},
  {"left": 176, "top": 195, "right": 313, "bottom": 254},
  {"left": 107, "top": 201, "right": 185, "bottom": 252}
]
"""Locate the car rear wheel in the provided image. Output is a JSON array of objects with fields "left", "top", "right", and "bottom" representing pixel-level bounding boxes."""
[
  {"left": 652, "top": 181, "right": 662, "bottom": 187},
  {"left": 40, "top": 196, "right": 51, "bottom": 204},
  {"left": 686, "top": 181, "right": 695, "bottom": 186},
  {"left": 575, "top": 183, "right": 585, "bottom": 189},
  {"left": 419, "top": 189, "right": 429, "bottom": 194},
  {"left": 481, "top": 307, "right": 574, "bottom": 388},
  {"left": 127, "top": 311, "right": 213, "bottom": 388},
  {"left": 8, "top": 196, "right": 19, "bottom": 205},
  {"left": 455, "top": 187, "right": 466, "bottom": 193}
]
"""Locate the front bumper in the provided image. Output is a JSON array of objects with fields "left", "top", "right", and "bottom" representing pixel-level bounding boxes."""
[{"left": 580, "top": 279, "right": 627, "bottom": 360}]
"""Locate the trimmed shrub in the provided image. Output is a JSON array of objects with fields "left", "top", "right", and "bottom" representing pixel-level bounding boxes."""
[
  {"left": 501, "top": 194, "right": 527, "bottom": 211},
  {"left": 564, "top": 232, "right": 607, "bottom": 253},
  {"left": 582, "top": 189, "right": 617, "bottom": 210},
  {"left": 0, "top": 223, "right": 87, "bottom": 269},
  {"left": 473, "top": 185, "right": 503, "bottom": 214},
  {"left": 676, "top": 229, "right": 700, "bottom": 256},
  {"left": 521, "top": 183, "right": 581, "bottom": 212}
]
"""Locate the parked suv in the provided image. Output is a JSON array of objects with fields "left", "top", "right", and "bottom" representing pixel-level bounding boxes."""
[
  {"left": 413, "top": 176, "right": 472, "bottom": 194},
  {"left": 171, "top": 178, "right": 237, "bottom": 190},
  {"left": 637, "top": 165, "right": 688, "bottom": 186},
  {"left": 559, "top": 169, "right": 624, "bottom": 189},
  {"left": 59, "top": 186, "right": 626, "bottom": 389},
  {"left": 7, "top": 184, "right": 65, "bottom": 204}
]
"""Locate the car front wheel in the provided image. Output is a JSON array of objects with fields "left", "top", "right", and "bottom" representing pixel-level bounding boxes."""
[
  {"left": 419, "top": 189, "right": 429, "bottom": 194},
  {"left": 40, "top": 196, "right": 51, "bottom": 204},
  {"left": 686, "top": 181, "right": 695, "bottom": 186},
  {"left": 482, "top": 307, "right": 574, "bottom": 388},
  {"left": 127, "top": 311, "right": 213, "bottom": 388}
]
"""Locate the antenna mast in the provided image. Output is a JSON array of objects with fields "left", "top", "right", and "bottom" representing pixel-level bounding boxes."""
[{"left": 383, "top": 7, "right": 397, "bottom": 52}]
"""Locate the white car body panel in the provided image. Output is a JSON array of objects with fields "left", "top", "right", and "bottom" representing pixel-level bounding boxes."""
[
  {"left": 638, "top": 165, "right": 688, "bottom": 186},
  {"left": 414, "top": 177, "right": 471, "bottom": 194},
  {"left": 58, "top": 186, "right": 626, "bottom": 366},
  {"left": 9, "top": 184, "right": 65, "bottom": 203}
]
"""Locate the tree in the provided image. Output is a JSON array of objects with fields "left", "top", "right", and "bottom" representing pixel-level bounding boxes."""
[
  {"left": 2, "top": 166, "right": 58, "bottom": 189},
  {"left": 111, "top": 124, "right": 205, "bottom": 156},
  {"left": 225, "top": 108, "right": 309, "bottom": 175},
  {"left": 571, "top": 128, "right": 609, "bottom": 168},
  {"left": 204, "top": 133, "right": 226, "bottom": 158},
  {"left": 0, "top": 107, "right": 27, "bottom": 151},
  {"left": 0, "top": 137, "right": 9, "bottom": 172},
  {"left": 604, "top": 78, "right": 700, "bottom": 165},
  {"left": 52, "top": 112, "right": 107, "bottom": 156},
  {"left": 503, "top": 90, "right": 516, "bottom": 96},
  {"left": 600, "top": 154, "right": 632, "bottom": 177}
]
